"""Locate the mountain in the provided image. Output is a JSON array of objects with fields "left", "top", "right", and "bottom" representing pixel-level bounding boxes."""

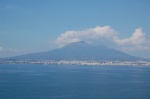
[{"left": 5, "top": 41, "right": 145, "bottom": 61}]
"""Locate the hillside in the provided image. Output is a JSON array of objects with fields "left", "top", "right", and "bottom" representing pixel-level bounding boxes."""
[{"left": 6, "top": 41, "right": 144, "bottom": 61}]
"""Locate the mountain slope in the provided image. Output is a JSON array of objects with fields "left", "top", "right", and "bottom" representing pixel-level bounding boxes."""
[{"left": 7, "top": 41, "right": 143, "bottom": 61}]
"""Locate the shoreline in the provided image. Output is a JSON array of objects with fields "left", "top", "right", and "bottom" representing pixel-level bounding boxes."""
[{"left": 0, "top": 60, "right": 150, "bottom": 66}]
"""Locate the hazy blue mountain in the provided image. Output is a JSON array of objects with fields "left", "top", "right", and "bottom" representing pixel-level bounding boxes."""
[{"left": 6, "top": 41, "right": 144, "bottom": 61}]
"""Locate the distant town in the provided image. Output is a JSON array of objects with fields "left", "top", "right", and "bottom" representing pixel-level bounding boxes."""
[
  {"left": 0, "top": 60, "right": 150, "bottom": 66},
  {"left": 1, "top": 41, "right": 150, "bottom": 66}
]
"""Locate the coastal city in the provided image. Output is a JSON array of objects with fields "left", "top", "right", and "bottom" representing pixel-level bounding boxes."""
[{"left": 1, "top": 60, "right": 150, "bottom": 66}]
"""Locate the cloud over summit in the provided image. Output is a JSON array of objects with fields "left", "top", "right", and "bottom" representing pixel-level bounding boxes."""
[
  {"left": 53, "top": 26, "right": 150, "bottom": 52},
  {"left": 54, "top": 26, "right": 118, "bottom": 47}
]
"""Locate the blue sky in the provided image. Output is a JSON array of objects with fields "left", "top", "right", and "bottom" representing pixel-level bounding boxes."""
[{"left": 0, "top": 0, "right": 150, "bottom": 58}]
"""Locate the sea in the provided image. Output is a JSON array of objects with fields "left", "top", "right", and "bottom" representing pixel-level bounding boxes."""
[{"left": 0, "top": 64, "right": 150, "bottom": 99}]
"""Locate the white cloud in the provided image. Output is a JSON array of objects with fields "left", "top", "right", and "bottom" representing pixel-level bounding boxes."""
[
  {"left": 0, "top": 45, "right": 36, "bottom": 58},
  {"left": 0, "top": 47, "right": 19, "bottom": 53},
  {"left": 0, "top": 46, "right": 3, "bottom": 52},
  {"left": 114, "top": 28, "right": 150, "bottom": 50},
  {"left": 52, "top": 26, "right": 150, "bottom": 52},
  {"left": 54, "top": 26, "right": 118, "bottom": 47}
]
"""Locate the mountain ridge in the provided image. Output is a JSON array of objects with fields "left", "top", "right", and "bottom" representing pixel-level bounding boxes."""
[{"left": 4, "top": 41, "right": 147, "bottom": 61}]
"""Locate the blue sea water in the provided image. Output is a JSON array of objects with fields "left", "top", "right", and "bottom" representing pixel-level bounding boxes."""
[{"left": 0, "top": 64, "right": 150, "bottom": 99}]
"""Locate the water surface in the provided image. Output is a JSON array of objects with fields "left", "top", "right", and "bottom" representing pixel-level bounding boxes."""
[{"left": 0, "top": 64, "right": 150, "bottom": 99}]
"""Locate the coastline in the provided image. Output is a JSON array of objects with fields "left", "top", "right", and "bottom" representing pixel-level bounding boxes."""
[{"left": 1, "top": 60, "right": 150, "bottom": 66}]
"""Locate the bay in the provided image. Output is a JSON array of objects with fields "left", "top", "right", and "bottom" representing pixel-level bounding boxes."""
[{"left": 0, "top": 64, "right": 150, "bottom": 99}]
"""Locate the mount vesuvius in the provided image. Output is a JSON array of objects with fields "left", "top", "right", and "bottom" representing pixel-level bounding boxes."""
[{"left": 4, "top": 41, "right": 145, "bottom": 61}]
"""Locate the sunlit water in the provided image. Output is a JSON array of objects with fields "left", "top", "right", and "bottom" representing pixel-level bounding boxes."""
[{"left": 0, "top": 64, "right": 150, "bottom": 99}]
